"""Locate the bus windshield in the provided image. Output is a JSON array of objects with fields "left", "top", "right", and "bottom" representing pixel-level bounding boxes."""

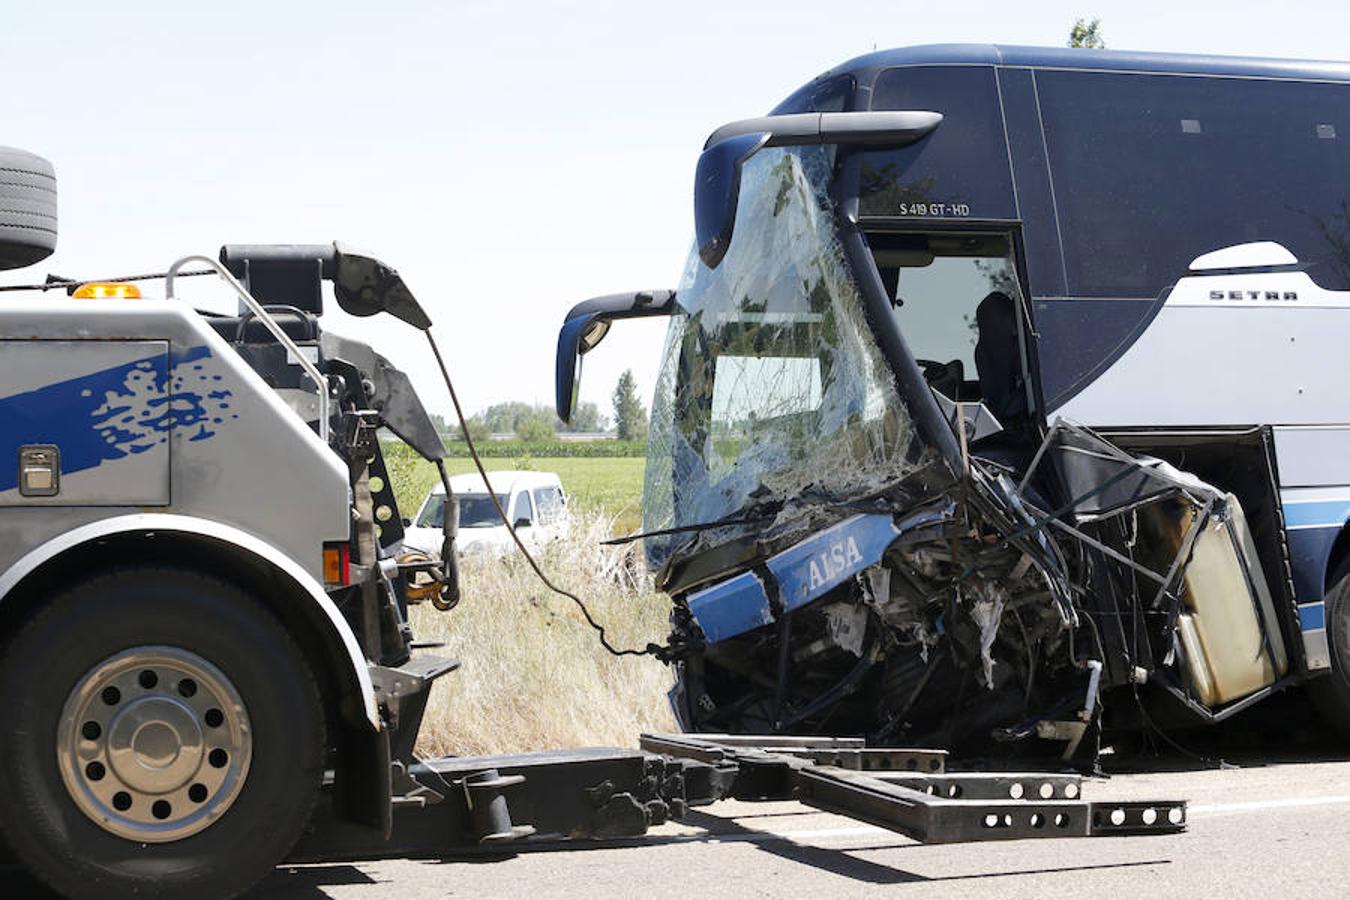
[{"left": 643, "top": 146, "right": 922, "bottom": 571}]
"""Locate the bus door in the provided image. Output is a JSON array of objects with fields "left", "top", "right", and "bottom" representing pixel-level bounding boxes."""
[{"left": 862, "top": 229, "right": 1042, "bottom": 456}]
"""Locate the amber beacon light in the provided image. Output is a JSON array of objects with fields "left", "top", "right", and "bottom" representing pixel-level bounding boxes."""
[{"left": 72, "top": 282, "right": 143, "bottom": 299}]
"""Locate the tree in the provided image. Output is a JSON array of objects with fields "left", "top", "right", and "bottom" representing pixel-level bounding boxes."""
[
  {"left": 456, "top": 415, "right": 491, "bottom": 442},
  {"left": 515, "top": 413, "right": 556, "bottom": 442},
  {"left": 567, "top": 401, "right": 608, "bottom": 433},
  {"left": 1068, "top": 18, "right": 1105, "bottom": 49},
  {"left": 477, "top": 401, "right": 538, "bottom": 434},
  {"left": 612, "top": 370, "right": 648, "bottom": 441}
]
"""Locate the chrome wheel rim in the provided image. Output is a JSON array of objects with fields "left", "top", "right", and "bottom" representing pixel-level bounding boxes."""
[{"left": 57, "top": 646, "right": 252, "bottom": 842}]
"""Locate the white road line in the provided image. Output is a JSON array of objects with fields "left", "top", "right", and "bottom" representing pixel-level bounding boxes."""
[{"left": 1188, "top": 794, "right": 1350, "bottom": 816}]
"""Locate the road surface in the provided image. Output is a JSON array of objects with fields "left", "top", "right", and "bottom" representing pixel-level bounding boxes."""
[
  {"left": 251, "top": 751, "right": 1349, "bottom": 900},
  {"left": 6, "top": 736, "right": 1345, "bottom": 898}
]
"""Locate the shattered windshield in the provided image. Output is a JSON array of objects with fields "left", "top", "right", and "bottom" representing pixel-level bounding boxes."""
[{"left": 644, "top": 146, "right": 923, "bottom": 571}]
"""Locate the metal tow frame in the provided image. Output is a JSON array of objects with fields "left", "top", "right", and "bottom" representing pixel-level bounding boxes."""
[
  {"left": 289, "top": 732, "right": 1186, "bottom": 863},
  {"left": 641, "top": 733, "right": 1187, "bottom": 843}
]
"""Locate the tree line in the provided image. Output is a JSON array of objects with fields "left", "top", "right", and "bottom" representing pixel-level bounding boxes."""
[{"left": 431, "top": 369, "right": 649, "bottom": 442}]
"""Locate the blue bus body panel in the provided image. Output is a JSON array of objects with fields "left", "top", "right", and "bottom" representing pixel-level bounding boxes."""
[{"left": 687, "top": 514, "right": 901, "bottom": 644}]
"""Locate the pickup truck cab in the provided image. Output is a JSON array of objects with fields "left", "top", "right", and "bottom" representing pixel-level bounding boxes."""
[{"left": 404, "top": 470, "right": 569, "bottom": 558}]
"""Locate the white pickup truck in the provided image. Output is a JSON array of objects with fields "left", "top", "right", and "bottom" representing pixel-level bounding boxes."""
[{"left": 403, "top": 470, "right": 569, "bottom": 558}]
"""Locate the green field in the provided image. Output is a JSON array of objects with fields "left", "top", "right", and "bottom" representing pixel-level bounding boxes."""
[{"left": 384, "top": 444, "right": 647, "bottom": 535}]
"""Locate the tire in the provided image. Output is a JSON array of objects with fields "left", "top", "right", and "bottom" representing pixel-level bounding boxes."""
[
  {"left": 1310, "top": 560, "right": 1350, "bottom": 737},
  {"left": 0, "top": 145, "right": 58, "bottom": 270},
  {"left": 0, "top": 566, "right": 325, "bottom": 900}
]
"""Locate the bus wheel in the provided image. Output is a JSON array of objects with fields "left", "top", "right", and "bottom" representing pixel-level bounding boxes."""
[
  {"left": 0, "top": 566, "right": 325, "bottom": 900},
  {"left": 1310, "top": 561, "right": 1350, "bottom": 738}
]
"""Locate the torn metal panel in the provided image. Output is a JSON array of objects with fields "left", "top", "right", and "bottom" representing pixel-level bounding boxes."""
[{"left": 1023, "top": 419, "right": 1224, "bottom": 522}]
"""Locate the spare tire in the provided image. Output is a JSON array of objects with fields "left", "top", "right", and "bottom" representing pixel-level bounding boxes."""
[{"left": 0, "top": 146, "right": 57, "bottom": 270}]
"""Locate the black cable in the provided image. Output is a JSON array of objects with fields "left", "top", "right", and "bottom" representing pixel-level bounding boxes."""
[
  {"left": 423, "top": 329, "right": 665, "bottom": 659},
  {"left": 0, "top": 268, "right": 215, "bottom": 293},
  {"left": 601, "top": 512, "right": 774, "bottom": 546}
]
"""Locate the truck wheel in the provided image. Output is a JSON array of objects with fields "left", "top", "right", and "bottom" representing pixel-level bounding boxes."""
[
  {"left": 0, "top": 146, "right": 58, "bottom": 270},
  {"left": 1310, "top": 561, "right": 1350, "bottom": 738},
  {"left": 0, "top": 566, "right": 325, "bottom": 900}
]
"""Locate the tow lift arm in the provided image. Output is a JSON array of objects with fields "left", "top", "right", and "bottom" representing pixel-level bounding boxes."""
[{"left": 290, "top": 733, "right": 1184, "bottom": 861}]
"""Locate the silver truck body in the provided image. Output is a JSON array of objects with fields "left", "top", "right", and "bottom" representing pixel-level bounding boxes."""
[{"left": 0, "top": 297, "right": 375, "bottom": 727}]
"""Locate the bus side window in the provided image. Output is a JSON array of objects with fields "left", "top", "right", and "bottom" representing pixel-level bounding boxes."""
[{"left": 1036, "top": 71, "right": 1350, "bottom": 297}]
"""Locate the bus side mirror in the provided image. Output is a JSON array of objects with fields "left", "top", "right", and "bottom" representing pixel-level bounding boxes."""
[
  {"left": 694, "top": 110, "right": 944, "bottom": 270},
  {"left": 695, "top": 132, "right": 770, "bottom": 269},
  {"left": 555, "top": 290, "right": 676, "bottom": 422}
]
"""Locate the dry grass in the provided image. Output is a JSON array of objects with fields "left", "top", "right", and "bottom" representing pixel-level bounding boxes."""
[{"left": 410, "top": 508, "right": 678, "bottom": 757}]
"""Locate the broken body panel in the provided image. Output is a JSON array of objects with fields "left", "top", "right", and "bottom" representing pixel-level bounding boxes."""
[{"left": 557, "top": 45, "right": 1350, "bottom": 760}]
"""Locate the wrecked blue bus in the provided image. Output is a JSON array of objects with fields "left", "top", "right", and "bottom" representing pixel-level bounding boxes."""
[{"left": 556, "top": 45, "right": 1350, "bottom": 757}]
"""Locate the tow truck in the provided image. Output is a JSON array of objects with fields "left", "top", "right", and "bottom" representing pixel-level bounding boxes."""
[{"left": 0, "top": 145, "right": 1183, "bottom": 900}]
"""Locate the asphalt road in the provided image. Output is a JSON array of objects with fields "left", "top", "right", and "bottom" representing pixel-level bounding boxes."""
[
  {"left": 7, "top": 725, "right": 1347, "bottom": 899},
  {"left": 245, "top": 750, "right": 1350, "bottom": 900}
]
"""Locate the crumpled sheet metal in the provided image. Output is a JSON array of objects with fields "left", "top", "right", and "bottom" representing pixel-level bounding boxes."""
[{"left": 1025, "top": 419, "right": 1225, "bottom": 523}]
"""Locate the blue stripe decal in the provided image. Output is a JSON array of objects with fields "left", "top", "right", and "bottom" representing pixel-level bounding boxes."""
[
  {"left": 687, "top": 514, "right": 901, "bottom": 644},
  {"left": 0, "top": 345, "right": 230, "bottom": 491},
  {"left": 1299, "top": 601, "right": 1326, "bottom": 631},
  {"left": 1286, "top": 527, "right": 1340, "bottom": 604},
  {"left": 1281, "top": 498, "right": 1350, "bottom": 529},
  {"left": 767, "top": 514, "right": 902, "bottom": 612}
]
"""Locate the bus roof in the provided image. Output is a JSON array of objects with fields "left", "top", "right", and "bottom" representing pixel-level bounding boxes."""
[{"left": 773, "top": 44, "right": 1350, "bottom": 113}]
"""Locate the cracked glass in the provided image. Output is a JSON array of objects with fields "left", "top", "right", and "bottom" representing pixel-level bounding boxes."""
[{"left": 643, "top": 146, "right": 923, "bottom": 571}]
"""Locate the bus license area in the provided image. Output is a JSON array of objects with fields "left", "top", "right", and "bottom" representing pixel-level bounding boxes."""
[{"left": 897, "top": 202, "right": 972, "bottom": 217}]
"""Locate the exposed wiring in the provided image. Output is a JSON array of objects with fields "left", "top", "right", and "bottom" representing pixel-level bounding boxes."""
[
  {"left": 422, "top": 329, "right": 667, "bottom": 659},
  {"left": 601, "top": 512, "right": 774, "bottom": 546}
]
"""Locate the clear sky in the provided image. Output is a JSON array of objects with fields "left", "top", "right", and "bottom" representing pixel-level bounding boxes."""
[{"left": 4, "top": 0, "right": 1349, "bottom": 425}]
